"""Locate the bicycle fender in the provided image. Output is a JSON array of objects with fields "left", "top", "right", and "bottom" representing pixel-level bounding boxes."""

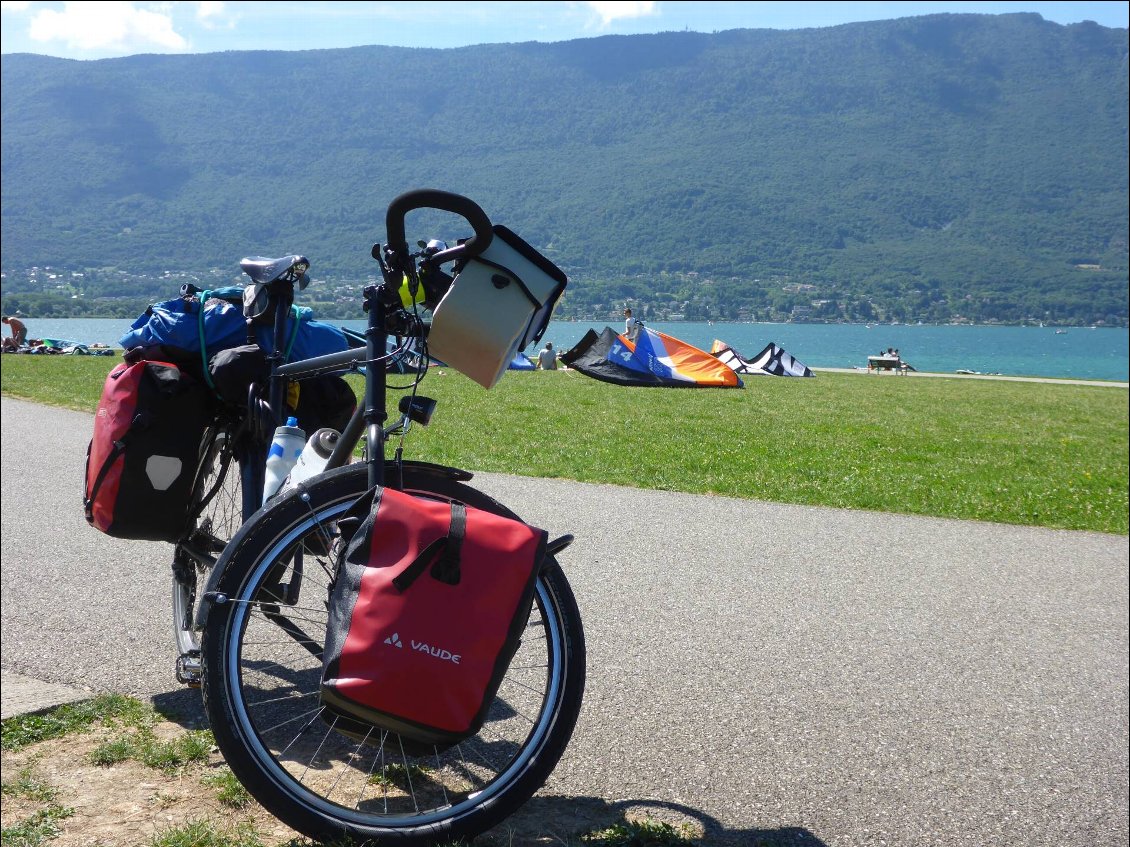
[{"left": 384, "top": 460, "right": 475, "bottom": 485}]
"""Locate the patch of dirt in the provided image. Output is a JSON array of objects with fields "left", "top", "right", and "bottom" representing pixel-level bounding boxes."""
[
  {"left": 1, "top": 716, "right": 692, "bottom": 846},
  {"left": 1, "top": 721, "right": 303, "bottom": 846}
]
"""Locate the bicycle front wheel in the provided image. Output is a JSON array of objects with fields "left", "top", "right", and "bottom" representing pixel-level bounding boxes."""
[{"left": 201, "top": 464, "right": 585, "bottom": 846}]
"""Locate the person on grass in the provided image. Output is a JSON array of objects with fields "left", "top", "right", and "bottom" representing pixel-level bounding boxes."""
[
  {"left": 2, "top": 316, "right": 28, "bottom": 351},
  {"left": 537, "top": 341, "right": 558, "bottom": 370}
]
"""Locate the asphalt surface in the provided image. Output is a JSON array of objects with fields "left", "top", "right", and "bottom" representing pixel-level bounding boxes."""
[{"left": 1, "top": 395, "right": 1127, "bottom": 846}]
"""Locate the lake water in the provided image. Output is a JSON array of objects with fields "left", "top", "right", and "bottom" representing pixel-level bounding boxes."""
[{"left": 15, "top": 318, "right": 1129, "bottom": 382}]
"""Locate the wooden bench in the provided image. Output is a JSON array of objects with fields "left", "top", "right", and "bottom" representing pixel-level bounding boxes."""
[{"left": 867, "top": 356, "right": 909, "bottom": 374}]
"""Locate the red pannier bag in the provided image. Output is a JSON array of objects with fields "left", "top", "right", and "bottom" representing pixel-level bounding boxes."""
[
  {"left": 321, "top": 485, "right": 547, "bottom": 748},
  {"left": 84, "top": 360, "right": 211, "bottom": 541}
]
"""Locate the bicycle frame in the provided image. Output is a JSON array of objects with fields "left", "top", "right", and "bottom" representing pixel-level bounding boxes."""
[
  {"left": 227, "top": 270, "right": 393, "bottom": 523},
  {"left": 272, "top": 282, "right": 391, "bottom": 491},
  {"left": 260, "top": 189, "right": 495, "bottom": 505},
  {"left": 178, "top": 189, "right": 501, "bottom": 683}
]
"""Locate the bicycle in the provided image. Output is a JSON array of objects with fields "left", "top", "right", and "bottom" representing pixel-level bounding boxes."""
[{"left": 166, "top": 189, "right": 586, "bottom": 845}]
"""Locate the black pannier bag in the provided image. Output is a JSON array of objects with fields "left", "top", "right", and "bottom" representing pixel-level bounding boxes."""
[
  {"left": 208, "top": 345, "right": 356, "bottom": 434},
  {"left": 84, "top": 360, "right": 213, "bottom": 541},
  {"left": 208, "top": 344, "right": 268, "bottom": 408},
  {"left": 320, "top": 485, "right": 548, "bottom": 748},
  {"left": 291, "top": 374, "right": 356, "bottom": 435}
]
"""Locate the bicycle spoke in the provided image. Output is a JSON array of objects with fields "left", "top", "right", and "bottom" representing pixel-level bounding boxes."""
[
  {"left": 256, "top": 705, "right": 326, "bottom": 743},
  {"left": 244, "top": 689, "right": 320, "bottom": 709}
]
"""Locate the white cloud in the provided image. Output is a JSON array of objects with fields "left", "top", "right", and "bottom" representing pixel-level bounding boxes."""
[
  {"left": 28, "top": 1, "right": 188, "bottom": 51},
  {"left": 195, "top": 0, "right": 235, "bottom": 31},
  {"left": 586, "top": 1, "right": 658, "bottom": 28},
  {"left": 196, "top": 1, "right": 224, "bottom": 19},
  {"left": 1, "top": 1, "right": 33, "bottom": 12}
]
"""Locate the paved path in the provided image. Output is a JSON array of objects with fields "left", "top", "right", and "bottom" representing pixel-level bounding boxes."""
[
  {"left": 1, "top": 669, "right": 89, "bottom": 719},
  {"left": 1, "top": 396, "right": 1126, "bottom": 846}
]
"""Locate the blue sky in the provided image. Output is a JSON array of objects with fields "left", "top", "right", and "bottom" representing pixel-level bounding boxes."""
[{"left": 1, "top": 1, "right": 1126, "bottom": 59}]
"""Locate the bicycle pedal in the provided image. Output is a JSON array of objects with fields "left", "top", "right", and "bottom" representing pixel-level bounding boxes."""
[{"left": 176, "top": 652, "right": 203, "bottom": 688}]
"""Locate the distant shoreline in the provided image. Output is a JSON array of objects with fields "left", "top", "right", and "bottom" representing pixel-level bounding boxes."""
[
  {"left": 814, "top": 367, "right": 1128, "bottom": 388},
  {"left": 2, "top": 350, "right": 1125, "bottom": 389},
  {"left": 6, "top": 319, "right": 1128, "bottom": 383}
]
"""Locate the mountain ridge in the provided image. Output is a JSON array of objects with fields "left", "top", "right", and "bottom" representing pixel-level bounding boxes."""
[{"left": 2, "top": 13, "right": 1127, "bottom": 325}]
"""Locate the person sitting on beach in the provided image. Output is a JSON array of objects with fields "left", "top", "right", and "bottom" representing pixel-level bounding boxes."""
[
  {"left": 2, "top": 316, "right": 28, "bottom": 351},
  {"left": 536, "top": 341, "right": 558, "bottom": 370}
]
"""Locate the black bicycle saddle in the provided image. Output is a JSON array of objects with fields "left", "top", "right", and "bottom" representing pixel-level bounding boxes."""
[{"left": 239, "top": 255, "right": 310, "bottom": 287}]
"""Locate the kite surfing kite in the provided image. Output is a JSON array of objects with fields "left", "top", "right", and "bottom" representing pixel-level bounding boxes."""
[
  {"left": 710, "top": 340, "right": 815, "bottom": 377},
  {"left": 561, "top": 326, "right": 743, "bottom": 388},
  {"left": 561, "top": 324, "right": 818, "bottom": 387}
]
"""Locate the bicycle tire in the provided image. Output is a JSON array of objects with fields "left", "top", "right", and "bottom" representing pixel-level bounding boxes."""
[
  {"left": 200, "top": 464, "right": 586, "bottom": 845},
  {"left": 173, "top": 423, "right": 245, "bottom": 657}
]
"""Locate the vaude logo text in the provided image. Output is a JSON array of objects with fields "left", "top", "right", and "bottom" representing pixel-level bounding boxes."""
[
  {"left": 411, "top": 639, "right": 461, "bottom": 665},
  {"left": 383, "top": 632, "right": 461, "bottom": 664}
]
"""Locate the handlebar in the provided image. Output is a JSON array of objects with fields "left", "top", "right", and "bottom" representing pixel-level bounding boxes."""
[{"left": 383, "top": 189, "right": 493, "bottom": 269}]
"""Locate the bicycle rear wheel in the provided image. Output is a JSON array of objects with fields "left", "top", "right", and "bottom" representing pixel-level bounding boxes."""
[
  {"left": 173, "top": 423, "right": 245, "bottom": 661},
  {"left": 201, "top": 464, "right": 585, "bottom": 846}
]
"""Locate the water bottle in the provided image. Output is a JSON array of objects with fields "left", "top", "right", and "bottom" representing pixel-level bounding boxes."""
[
  {"left": 262, "top": 416, "right": 305, "bottom": 502},
  {"left": 283, "top": 427, "right": 341, "bottom": 491}
]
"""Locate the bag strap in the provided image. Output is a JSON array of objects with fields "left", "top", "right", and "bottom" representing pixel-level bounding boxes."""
[
  {"left": 391, "top": 502, "right": 467, "bottom": 591},
  {"left": 196, "top": 290, "right": 218, "bottom": 393},
  {"left": 468, "top": 256, "right": 545, "bottom": 310},
  {"left": 85, "top": 405, "right": 156, "bottom": 516},
  {"left": 430, "top": 503, "right": 465, "bottom": 585},
  {"left": 83, "top": 436, "right": 130, "bottom": 520},
  {"left": 283, "top": 305, "right": 302, "bottom": 362}
]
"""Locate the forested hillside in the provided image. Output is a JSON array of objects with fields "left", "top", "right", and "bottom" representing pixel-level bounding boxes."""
[{"left": 2, "top": 12, "right": 1127, "bottom": 325}]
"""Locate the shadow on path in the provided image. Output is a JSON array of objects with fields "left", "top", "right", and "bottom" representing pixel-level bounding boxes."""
[
  {"left": 148, "top": 688, "right": 824, "bottom": 846},
  {"left": 484, "top": 796, "right": 825, "bottom": 846},
  {"left": 151, "top": 687, "right": 208, "bottom": 729}
]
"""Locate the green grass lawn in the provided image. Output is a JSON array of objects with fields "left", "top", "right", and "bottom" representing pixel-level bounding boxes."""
[{"left": 3, "top": 355, "right": 1127, "bottom": 534}]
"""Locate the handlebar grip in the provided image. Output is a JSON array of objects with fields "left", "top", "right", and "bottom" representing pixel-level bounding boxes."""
[{"left": 385, "top": 189, "right": 493, "bottom": 260}]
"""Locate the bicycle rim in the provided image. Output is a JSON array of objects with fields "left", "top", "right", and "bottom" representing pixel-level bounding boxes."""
[{"left": 203, "top": 466, "right": 584, "bottom": 844}]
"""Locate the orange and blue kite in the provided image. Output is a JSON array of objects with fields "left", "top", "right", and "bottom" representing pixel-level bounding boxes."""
[{"left": 561, "top": 326, "right": 742, "bottom": 388}]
